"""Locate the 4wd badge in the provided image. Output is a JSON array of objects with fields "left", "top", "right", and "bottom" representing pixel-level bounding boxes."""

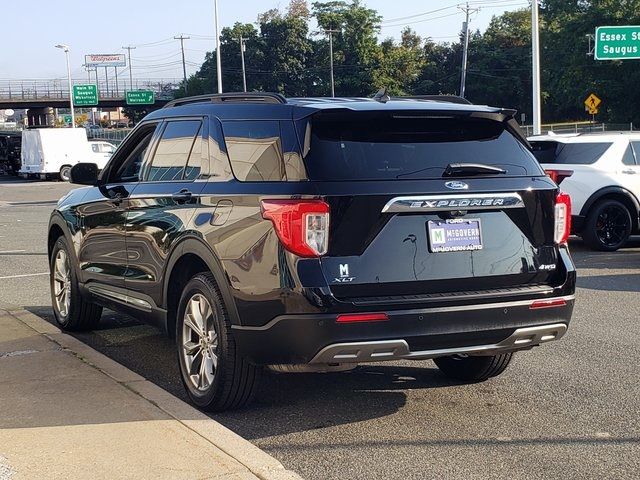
[{"left": 334, "top": 263, "right": 355, "bottom": 283}]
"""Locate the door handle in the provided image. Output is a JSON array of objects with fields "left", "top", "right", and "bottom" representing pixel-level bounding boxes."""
[
  {"left": 172, "top": 189, "right": 193, "bottom": 203},
  {"left": 622, "top": 169, "right": 637, "bottom": 175}
]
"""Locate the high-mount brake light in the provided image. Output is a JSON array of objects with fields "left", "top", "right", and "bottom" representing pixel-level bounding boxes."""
[
  {"left": 554, "top": 192, "right": 572, "bottom": 245},
  {"left": 261, "top": 199, "right": 329, "bottom": 257},
  {"left": 336, "top": 313, "right": 389, "bottom": 323}
]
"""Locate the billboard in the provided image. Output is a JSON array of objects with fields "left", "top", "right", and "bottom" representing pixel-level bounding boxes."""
[{"left": 84, "top": 54, "right": 127, "bottom": 67}]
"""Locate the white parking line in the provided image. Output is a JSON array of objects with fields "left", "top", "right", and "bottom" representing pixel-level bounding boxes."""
[
  {"left": 0, "top": 250, "right": 26, "bottom": 254},
  {"left": 0, "top": 272, "right": 48, "bottom": 280}
]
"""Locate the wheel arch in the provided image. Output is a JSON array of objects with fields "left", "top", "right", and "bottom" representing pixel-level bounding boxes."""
[
  {"left": 163, "top": 236, "right": 240, "bottom": 338},
  {"left": 579, "top": 186, "right": 640, "bottom": 232}
]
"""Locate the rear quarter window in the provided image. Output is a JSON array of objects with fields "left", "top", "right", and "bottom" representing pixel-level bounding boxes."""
[
  {"left": 300, "top": 113, "right": 542, "bottom": 181},
  {"left": 530, "top": 141, "right": 613, "bottom": 165}
]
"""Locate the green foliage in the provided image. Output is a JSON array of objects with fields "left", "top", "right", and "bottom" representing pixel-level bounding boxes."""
[{"left": 179, "top": 0, "right": 640, "bottom": 123}]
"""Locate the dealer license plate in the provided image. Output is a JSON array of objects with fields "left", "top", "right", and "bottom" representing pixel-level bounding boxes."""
[{"left": 427, "top": 219, "right": 483, "bottom": 253}]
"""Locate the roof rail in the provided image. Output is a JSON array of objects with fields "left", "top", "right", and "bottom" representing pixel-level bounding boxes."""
[
  {"left": 163, "top": 92, "right": 287, "bottom": 108},
  {"left": 393, "top": 95, "right": 472, "bottom": 105}
]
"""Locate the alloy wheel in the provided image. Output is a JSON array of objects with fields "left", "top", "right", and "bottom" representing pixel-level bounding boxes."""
[
  {"left": 181, "top": 294, "right": 220, "bottom": 391},
  {"left": 595, "top": 205, "right": 630, "bottom": 247},
  {"left": 53, "top": 249, "right": 71, "bottom": 318}
]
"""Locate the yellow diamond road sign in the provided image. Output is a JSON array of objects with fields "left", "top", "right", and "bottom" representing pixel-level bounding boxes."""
[{"left": 585, "top": 93, "right": 602, "bottom": 110}]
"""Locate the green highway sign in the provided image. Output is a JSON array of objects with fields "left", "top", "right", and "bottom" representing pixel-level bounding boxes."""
[
  {"left": 62, "top": 114, "right": 72, "bottom": 124},
  {"left": 72, "top": 84, "right": 98, "bottom": 106},
  {"left": 126, "top": 90, "right": 155, "bottom": 105},
  {"left": 595, "top": 26, "right": 640, "bottom": 60}
]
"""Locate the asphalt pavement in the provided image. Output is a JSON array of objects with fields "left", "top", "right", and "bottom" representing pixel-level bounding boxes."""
[{"left": 1, "top": 176, "right": 639, "bottom": 479}]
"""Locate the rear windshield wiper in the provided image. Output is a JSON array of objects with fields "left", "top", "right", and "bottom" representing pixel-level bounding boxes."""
[{"left": 443, "top": 163, "right": 506, "bottom": 177}]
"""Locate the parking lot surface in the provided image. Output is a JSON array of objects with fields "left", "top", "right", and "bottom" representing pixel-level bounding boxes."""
[{"left": 1, "top": 177, "right": 639, "bottom": 479}]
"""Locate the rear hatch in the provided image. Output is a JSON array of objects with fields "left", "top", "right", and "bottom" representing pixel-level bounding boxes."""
[{"left": 298, "top": 109, "right": 565, "bottom": 304}]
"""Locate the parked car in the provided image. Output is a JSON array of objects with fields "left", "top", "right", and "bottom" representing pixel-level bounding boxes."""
[
  {"left": 48, "top": 93, "right": 576, "bottom": 411},
  {"left": 89, "top": 140, "right": 116, "bottom": 165},
  {"left": 529, "top": 132, "right": 640, "bottom": 251}
]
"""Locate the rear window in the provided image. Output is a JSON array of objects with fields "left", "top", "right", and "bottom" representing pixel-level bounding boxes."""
[
  {"left": 301, "top": 114, "right": 541, "bottom": 181},
  {"left": 530, "top": 141, "right": 612, "bottom": 165}
]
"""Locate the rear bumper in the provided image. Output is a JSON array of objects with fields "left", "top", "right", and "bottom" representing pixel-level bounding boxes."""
[{"left": 232, "top": 295, "right": 575, "bottom": 365}]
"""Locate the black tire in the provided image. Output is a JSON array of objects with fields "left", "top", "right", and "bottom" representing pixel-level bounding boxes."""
[
  {"left": 59, "top": 165, "right": 72, "bottom": 182},
  {"left": 582, "top": 199, "right": 632, "bottom": 251},
  {"left": 50, "top": 236, "right": 102, "bottom": 331},
  {"left": 434, "top": 353, "right": 513, "bottom": 382},
  {"left": 176, "top": 272, "right": 260, "bottom": 411}
]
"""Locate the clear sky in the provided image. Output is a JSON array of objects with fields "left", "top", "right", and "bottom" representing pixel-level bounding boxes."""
[{"left": 1, "top": 0, "right": 528, "bottom": 82}]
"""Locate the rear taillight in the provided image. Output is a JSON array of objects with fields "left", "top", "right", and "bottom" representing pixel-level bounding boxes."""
[
  {"left": 261, "top": 199, "right": 329, "bottom": 257},
  {"left": 554, "top": 192, "right": 571, "bottom": 244},
  {"left": 545, "top": 169, "right": 573, "bottom": 185}
]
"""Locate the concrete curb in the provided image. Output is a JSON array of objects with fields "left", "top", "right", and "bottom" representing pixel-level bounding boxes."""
[{"left": 1, "top": 304, "right": 303, "bottom": 480}]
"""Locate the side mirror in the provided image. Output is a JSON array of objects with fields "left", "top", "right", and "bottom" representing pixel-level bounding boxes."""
[{"left": 70, "top": 163, "right": 99, "bottom": 185}]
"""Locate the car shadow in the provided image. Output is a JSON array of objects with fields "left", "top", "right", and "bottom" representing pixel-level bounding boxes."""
[
  {"left": 569, "top": 237, "right": 640, "bottom": 270},
  {"left": 26, "top": 304, "right": 459, "bottom": 438},
  {"left": 577, "top": 273, "right": 640, "bottom": 293}
]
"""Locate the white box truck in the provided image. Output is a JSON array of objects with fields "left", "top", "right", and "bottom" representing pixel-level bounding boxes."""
[{"left": 20, "top": 128, "right": 110, "bottom": 181}]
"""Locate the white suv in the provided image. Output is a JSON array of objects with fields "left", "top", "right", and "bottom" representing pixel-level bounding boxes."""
[{"left": 529, "top": 133, "right": 640, "bottom": 251}]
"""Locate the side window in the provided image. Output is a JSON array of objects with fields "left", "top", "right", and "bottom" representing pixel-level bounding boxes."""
[
  {"left": 208, "top": 119, "right": 233, "bottom": 180},
  {"left": 630, "top": 142, "right": 640, "bottom": 165},
  {"left": 91, "top": 144, "right": 99, "bottom": 153},
  {"left": 144, "top": 120, "right": 202, "bottom": 182},
  {"left": 222, "top": 121, "right": 285, "bottom": 181},
  {"left": 108, "top": 124, "right": 160, "bottom": 183},
  {"left": 622, "top": 144, "right": 636, "bottom": 165},
  {"left": 184, "top": 124, "right": 204, "bottom": 180}
]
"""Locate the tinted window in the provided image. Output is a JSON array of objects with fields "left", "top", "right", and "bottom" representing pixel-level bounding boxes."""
[
  {"left": 630, "top": 142, "right": 640, "bottom": 165},
  {"left": 223, "top": 121, "right": 285, "bottom": 181},
  {"left": 145, "top": 120, "right": 202, "bottom": 182},
  {"left": 302, "top": 114, "right": 541, "bottom": 180},
  {"left": 531, "top": 141, "right": 612, "bottom": 165},
  {"left": 109, "top": 124, "right": 159, "bottom": 183}
]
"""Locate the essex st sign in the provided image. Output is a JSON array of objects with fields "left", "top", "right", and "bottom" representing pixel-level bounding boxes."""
[{"left": 595, "top": 26, "right": 640, "bottom": 60}]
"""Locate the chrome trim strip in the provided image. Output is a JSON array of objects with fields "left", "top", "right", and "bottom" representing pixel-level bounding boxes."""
[
  {"left": 381, "top": 192, "right": 525, "bottom": 213},
  {"left": 88, "top": 285, "right": 153, "bottom": 312},
  {"left": 231, "top": 295, "right": 575, "bottom": 332},
  {"left": 310, "top": 323, "right": 568, "bottom": 364}
]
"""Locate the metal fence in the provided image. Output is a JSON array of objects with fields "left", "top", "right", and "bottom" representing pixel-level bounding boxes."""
[
  {"left": 521, "top": 122, "right": 637, "bottom": 136},
  {"left": 87, "top": 128, "right": 133, "bottom": 145}
]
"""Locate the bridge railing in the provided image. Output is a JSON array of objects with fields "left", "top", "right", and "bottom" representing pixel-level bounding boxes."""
[{"left": 0, "top": 78, "right": 181, "bottom": 100}]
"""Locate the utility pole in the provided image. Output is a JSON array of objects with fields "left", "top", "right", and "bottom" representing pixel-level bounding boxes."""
[
  {"left": 324, "top": 29, "right": 340, "bottom": 97},
  {"left": 213, "top": 0, "right": 222, "bottom": 93},
  {"left": 239, "top": 36, "right": 247, "bottom": 92},
  {"left": 174, "top": 35, "right": 191, "bottom": 94},
  {"left": 459, "top": 3, "right": 479, "bottom": 98},
  {"left": 122, "top": 45, "right": 136, "bottom": 91},
  {"left": 531, "top": 0, "right": 542, "bottom": 135}
]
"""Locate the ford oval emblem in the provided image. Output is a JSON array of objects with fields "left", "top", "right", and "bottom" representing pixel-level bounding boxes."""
[{"left": 444, "top": 181, "right": 469, "bottom": 190}]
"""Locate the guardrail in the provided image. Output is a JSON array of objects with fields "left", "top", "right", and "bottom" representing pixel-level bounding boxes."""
[{"left": 87, "top": 128, "right": 132, "bottom": 145}]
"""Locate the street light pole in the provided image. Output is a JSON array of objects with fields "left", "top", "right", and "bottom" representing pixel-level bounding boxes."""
[
  {"left": 324, "top": 29, "right": 339, "bottom": 97},
  {"left": 214, "top": 0, "right": 223, "bottom": 93},
  {"left": 239, "top": 36, "right": 247, "bottom": 92},
  {"left": 531, "top": 0, "right": 542, "bottom": 135},
  {"left": 55, "top": 44, "right": 75, "bottom": 128}
]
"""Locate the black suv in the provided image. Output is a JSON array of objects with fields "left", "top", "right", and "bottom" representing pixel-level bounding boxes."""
[{"left": 48, "top": 93, "right": 576, "bottom": 411}]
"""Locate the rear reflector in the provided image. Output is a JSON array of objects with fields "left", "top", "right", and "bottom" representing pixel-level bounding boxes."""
[
  {"left": 336, "top": 313, "right": 389, "bottom": 323},
  {"left": 554, "top": 192, "right": 571, "bottom": 244},
  {"left": 529, "top": 298, "right": 567, "bottom": 310},
  {"left": 261, "top": 199, "right": 329, "bottom": 257}
]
